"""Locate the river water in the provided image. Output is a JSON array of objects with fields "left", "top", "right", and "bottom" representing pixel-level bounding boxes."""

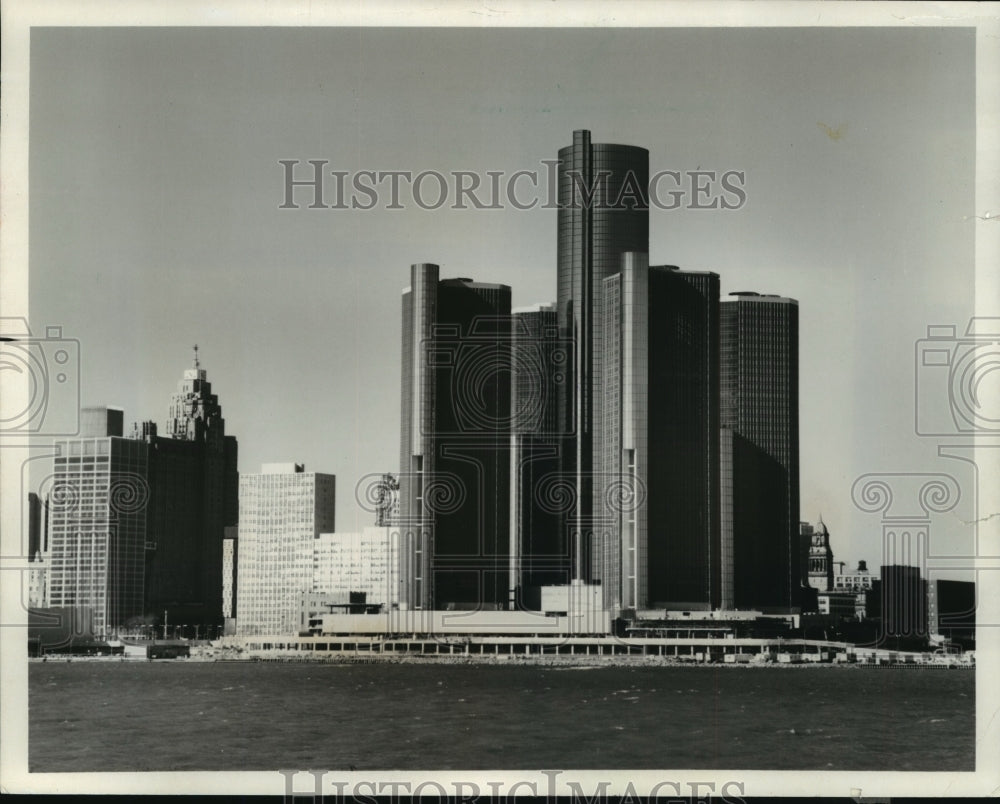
[{"left": 29, "top": 661, "right": 974, "bottom": 772}]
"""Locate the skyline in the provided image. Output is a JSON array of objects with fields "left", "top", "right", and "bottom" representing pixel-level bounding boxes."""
[
  {"left": 25, "top": 26, "right": 979, "bottom": 576},
  {"left": 4, "top": 4, "right": 999, "bottom": 799}
]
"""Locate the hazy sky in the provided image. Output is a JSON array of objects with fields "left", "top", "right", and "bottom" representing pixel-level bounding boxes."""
[{"left": 29, "top": 26, "right": 978, "bottom": 573}]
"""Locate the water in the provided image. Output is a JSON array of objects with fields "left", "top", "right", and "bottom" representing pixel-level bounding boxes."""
[{"left": 29, "top": 662, "right": 974, "bottom": 771}]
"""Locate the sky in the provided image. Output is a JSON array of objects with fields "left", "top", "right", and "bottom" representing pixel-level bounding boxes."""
[{"left": 27, "top": 25, "right": 981, "bottom": 575}]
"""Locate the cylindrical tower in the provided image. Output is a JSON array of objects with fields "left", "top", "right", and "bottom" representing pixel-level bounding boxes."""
[{"left": 556, "top": 130, "right": 648, "bottom": 582}]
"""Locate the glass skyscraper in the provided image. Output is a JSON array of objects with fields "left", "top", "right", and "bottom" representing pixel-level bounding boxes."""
[
  {"left": 47, "top": 409, "right": 148, "bottom": 637},
  {"left": 720, "top": 292, "right": 800, "bottom": 611},
  {"left": 399, "top": 264, "right": 512, "bottom": 610},
  {"left": 557, "top": 129, "right": 649, "bottom": 584},
  {"left": 600, "top": 255, "right": 720, "bottom": 612}
]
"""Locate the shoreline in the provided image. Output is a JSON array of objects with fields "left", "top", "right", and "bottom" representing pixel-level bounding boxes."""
[{"left": 28, "top": 653, "right": 974, "bottom": 669}]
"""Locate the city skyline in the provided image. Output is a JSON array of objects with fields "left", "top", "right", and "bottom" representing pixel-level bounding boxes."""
[
  {"left": 5, "top": 6, "right": 998, "bottom": 798},
  {"left": 23, "top": 26, "right": 979, "bottom": 580}
]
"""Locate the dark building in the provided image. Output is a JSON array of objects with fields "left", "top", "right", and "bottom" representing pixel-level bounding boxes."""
[
  {"left": 399, "top": 264, "right": 512, "bottom": 610},
  {"left": 927, "top": 578, "right": 974, "bottom": 644},
  {"left": 557, "top": 130, "right": 649, "bottom": 584},
  {"left": 131, "top": 349, "right": 238, "bottom": 631},
  {"left": 510, "top": 303, "right": 572, "bottom": 608},
  {"left": 880, "top": 564, "right": 927, "bottom": 641},
  {"left": 720, "top": 292, "right": 800, "bottom": 611},
  {"left": 599, "top": 256, "right": 720, "bottom": 611}
]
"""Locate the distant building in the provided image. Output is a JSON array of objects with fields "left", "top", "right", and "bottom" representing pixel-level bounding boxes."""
[
  {"left": 47, "top": 407, "right": 148, "bottom": 637},
  {"left": 880, "top": 564, "right": 927, "bottom": 640},
  {"left": 236, "top": 463, "right": 336, "bottom": 635},
  {"left": 80, "top": 406, "right": 124, "bottom": 442},
  {"left": 720, "top": 292, "right": 799, "bottom": 611},
  {"left": 832, "top": 560, "right": 875, "bottom": 619},
  {"left": 803, "top": 518, "right": 834, "bottom": 592},
  {"left": 927, "top": 578, "right": 975, "bottom": 643},
  {"left": 313, "top": 527, "right": 399, "bottom": 608},
  {"left": 131, "top": 348, "right": 238, "bottom": 631},
  {"left": 399, "top": 264, "right": 512, "bottom": 611},
  {"left": 816, "top": 591, "right": 858, "bottom": 619}
]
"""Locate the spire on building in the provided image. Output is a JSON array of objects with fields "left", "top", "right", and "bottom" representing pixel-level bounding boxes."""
[{"left": 164, "top": 346, "right": 224, "bottom": 442}]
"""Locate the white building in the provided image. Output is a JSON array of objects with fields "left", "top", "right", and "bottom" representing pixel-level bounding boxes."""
[
  {"left": 313, "top": 526, "right": 399, "bottom": 608},
  {"left": 236, "top": 463, "right": 336, "bottom": 636}
]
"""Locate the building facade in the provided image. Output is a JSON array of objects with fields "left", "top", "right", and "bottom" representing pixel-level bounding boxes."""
[
  {"left": 927, "top": 578, "right": 975, "bottom": 644},
  {"left": 510, "top": 303, "right": 572, "bottom": 608},
  {"left": 832, "top": 560, "right": 875, "bottom": 619},
  {"left": 131, "top": 350, "right": 238, "bottom": 629},
  {"left": 46, "top": 408, "right": 149, "bottom": 637},
  {"left": 803, "top": 518, "right": 834, "bottom": 592},
  {"left": 599, "top": 255, "right": 721, "bottom": 612},
  {"left": 313, "top": 526, "right": 399, "bottom": 608},
  {"left": 399, "top": 264, "right": 512, "bottom": 610},
  {"left": 720, "top": 292, "right": 800, "bottom": 611},
  {"left": 557, "top": 130, "right": 649, "bottom": 584},
  {"left": 236, "top": 463, "right": 336, "bottom": 635},
  {"left": 879, "top": 564, "right": 927, "bottom": 641},
  {"left": 222, "top": 526, "right": 237, "bottom": 634}
]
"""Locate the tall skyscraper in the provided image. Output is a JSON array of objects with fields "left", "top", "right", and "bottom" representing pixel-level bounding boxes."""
[
  {"left": 599, "top": 255, "right": 720, "bottom": 612},
  {"left": 557, "top": 130, "right": 648, "bottom": 583},
  {"left": 720, "top": 292, "right": 800, "bottom": 611},
  {"left": 132, "top": 348, "right": 238, "bottom": 630},
  {"left": 399, "top": 264, "right": 512, "bottom": 610},
  {"left": 47, "top": 407, "right": 148, "bottom": 637},
  {"left": 236, "top": 463, "right": 336, "bottom": 635},
  {"left": 510, "top": 303, "right": 572, "bottom": 608}
]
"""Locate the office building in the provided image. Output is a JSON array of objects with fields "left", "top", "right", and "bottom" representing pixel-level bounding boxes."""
[
  {"left": 131, "top": 349, "right": 238, "bottom": 630},
  {"left": 399, "top": 264, "right": 512, "bottom": 610},
  {"left": 510, "top": 303, "right": 572, "bottom": 608},
  {"left": 720, "top": 292, "right": 800, "bottom": 611},
  {"left": 236, "top": 463, "right": 336, "bottom": 635},
  {"left": 557, "top": 130, "right": 649, "bottom": 583},
  {"left": 313, "top": 526, "right": 399, "bottom": 608},
  {"left": 46, "top": 407, "right": 148, "bottom": 637},
  {"left": 832, "top": 560, "right": 875, "bottom": 619},
  {"left": 880, "top": 564, "right": 927, "bottom": 640},
  {"left": 927, "top": 578, "right": 974, "bottom": 644},
  {"left": 599, "top": 255, "right": 720, "bottom": 612}
]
